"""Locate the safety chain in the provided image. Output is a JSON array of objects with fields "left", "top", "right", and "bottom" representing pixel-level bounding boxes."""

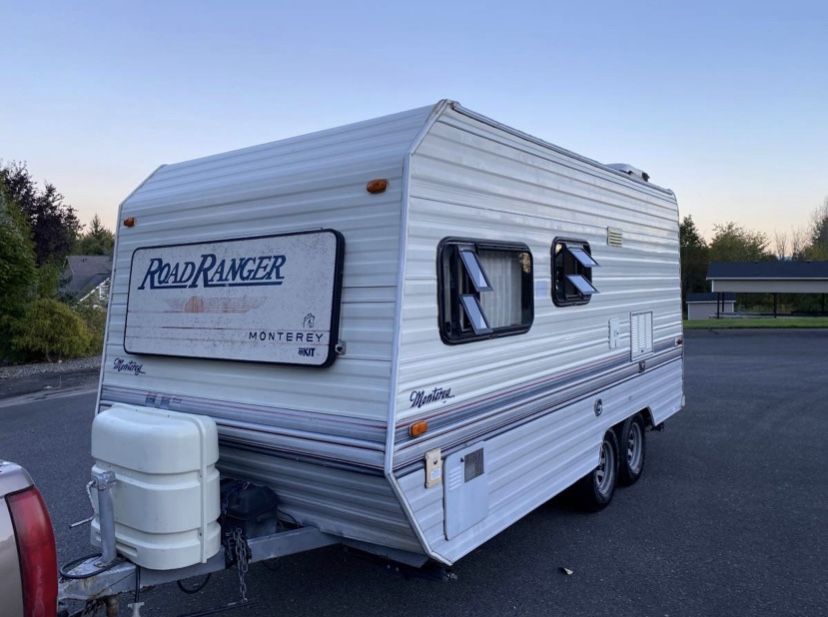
[
  {"left": 221, "top": 481, "right": 253, "bottom": 604},
  {"left": 81, "top": 598, "right": 104, "bottom": 617},
  {"left": 232, "top": 527, "right": 250, "bottom": 603}
]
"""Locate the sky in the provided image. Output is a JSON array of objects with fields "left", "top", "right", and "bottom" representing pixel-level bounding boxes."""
[{"left": 3, "top": 1, "right": 827, "bottom": 241}]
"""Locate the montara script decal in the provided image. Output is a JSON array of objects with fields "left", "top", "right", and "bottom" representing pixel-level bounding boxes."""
[
  {"left": 138, "top": 253, "right": 287, "bottom": 290},
  {"left": 410, "top": 386, "right": 455, "bottom": 409}
]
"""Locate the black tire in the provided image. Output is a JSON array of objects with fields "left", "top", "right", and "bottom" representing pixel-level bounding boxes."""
[
  {"left": 617, "top": 414, "right": 646, "bottom": 486},
  {"left": 573, "top": 430, "right": 619, "bottom": 511}
]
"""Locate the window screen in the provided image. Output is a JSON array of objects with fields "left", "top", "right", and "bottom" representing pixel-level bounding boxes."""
[
  {"left": 552, "top": 239, "right": 600, "bottom": 306},
  {"left": 438, "top": 239, "right": 533, "bottom": 344}
]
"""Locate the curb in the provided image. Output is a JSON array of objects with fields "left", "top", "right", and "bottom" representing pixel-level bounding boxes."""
[{"left": 0, "top": 361, "right": 101, "bottom": 400}]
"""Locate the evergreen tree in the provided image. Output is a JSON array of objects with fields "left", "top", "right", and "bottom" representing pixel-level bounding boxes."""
[
  {"left": 679, "top": 215, "right": 709, "bottom": 306},
  {"left": 0, "top": 161, "right": 81, "bottom": 264},
  {"left": 76, "top": 214, "right": 114, "bottom": 255}
]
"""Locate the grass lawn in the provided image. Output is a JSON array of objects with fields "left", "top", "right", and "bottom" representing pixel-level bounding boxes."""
[{"left": 683, "top": 317, "right": 828, "bottom": 329}]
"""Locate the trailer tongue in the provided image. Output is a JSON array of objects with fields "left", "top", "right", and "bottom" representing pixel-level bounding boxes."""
[
  {"left": 59, "top": 525, "right": 339, "bottom": 611},
  {"left": 57, "top": 405, "right": 426, "bottom": 615}
]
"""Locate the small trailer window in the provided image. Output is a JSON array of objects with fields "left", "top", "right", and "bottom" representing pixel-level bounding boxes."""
[
  {"left": 552, "top": 239, "right": 599, "bottom": 306},
  {"left": 438, "top": 238, "right": 533, "bottom": 344}
]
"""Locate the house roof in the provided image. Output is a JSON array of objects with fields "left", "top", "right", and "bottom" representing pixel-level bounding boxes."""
[
  {"left": 686, "top": 292, "right": 736, "bottom": 302},
  {"left": 62, "top": 255, "right": 112, "bottom": 298},
  {"left": 707, "top": 261, "right": 828, "bottom": 280}
]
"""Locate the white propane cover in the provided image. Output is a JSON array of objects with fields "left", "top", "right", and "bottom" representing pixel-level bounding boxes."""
[{"left": 90, "top": 403, "right": 221, "bottom": 570}]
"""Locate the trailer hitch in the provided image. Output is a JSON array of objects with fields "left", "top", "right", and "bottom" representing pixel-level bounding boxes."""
[{"left": 59, "top": 527, "right": 338, "bottom": 605}]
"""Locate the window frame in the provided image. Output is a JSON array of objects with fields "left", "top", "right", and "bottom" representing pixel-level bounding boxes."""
[
  {"left": 551, "top": 237, "right": 598, "bottom": 307},
  {"left": 437, "top": 237, "right": 534, "bottom": 345}
]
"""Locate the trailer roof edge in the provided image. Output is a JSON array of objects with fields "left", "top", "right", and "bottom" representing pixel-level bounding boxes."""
[{"left": 448, "top": 101, "right": 674, "bottom": 197}]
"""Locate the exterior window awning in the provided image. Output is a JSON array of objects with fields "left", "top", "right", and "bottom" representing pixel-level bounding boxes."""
[
  {"left": 460, "top": 294, "right": 492, "bottom": 335},
  {"left": 459, "top": 249, "right": 493, "bottom": 292},
  {"left": 567, "top": 246, "right": 599, "bottom": 269},
  {"left": 566, "top": 274, "right": 599, "bottom": 296}
]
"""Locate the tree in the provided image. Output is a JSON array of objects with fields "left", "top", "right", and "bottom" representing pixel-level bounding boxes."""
[
  {"left": 75, "top": 214, "right": 114, "bottom": 255},
  {"left": 708, "top": 222, "right": 771, "bottom": 263},
  {"left": 0, "top": 161, "right": 81, "bottom": 264},
  {"left": 773, "top": 230, "right": 789, "bottom": 260},
  {"left": 679, "top": 215, "right": 709, "bottom": 306},
  {"left": 790, "top": 226, "right": 809, "bottom": 260},
  {"left": 0, "top": 185, "right": 38, "bottom": 360},
  {"left": 803, "top": 198, "right": 828, "bottom": 260}
]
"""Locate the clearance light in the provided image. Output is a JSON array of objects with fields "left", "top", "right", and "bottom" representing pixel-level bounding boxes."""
[
  {"left": 123, "top": 216, "right": 136, "bottom": 227},
  {"left": 409, "top": 420, "right": 429, "bottom": 438},
  {"left": 366, "top": 178, "right": 388, "bottom": 194}
]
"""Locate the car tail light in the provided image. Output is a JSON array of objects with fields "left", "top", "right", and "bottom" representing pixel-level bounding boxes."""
[{"left": 7, "top": 487, "right": 58, "bottom": 617}]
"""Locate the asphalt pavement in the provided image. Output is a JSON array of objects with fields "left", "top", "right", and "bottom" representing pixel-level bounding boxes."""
[{"left": 1, "top": 330, "right": 826, "bottom": 616}]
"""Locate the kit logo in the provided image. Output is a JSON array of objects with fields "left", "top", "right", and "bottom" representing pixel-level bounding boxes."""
[{"left": 138, "top": 253, "right": 287, "bottom": 290}]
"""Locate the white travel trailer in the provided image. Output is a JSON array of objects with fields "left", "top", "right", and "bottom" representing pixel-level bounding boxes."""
[{"left": 72, "top": 100, "right": 683, "bottom": 597}]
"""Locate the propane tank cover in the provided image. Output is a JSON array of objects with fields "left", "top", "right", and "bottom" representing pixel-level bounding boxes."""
[{"left": 90, "top": 403, "right": 221, "bottom": 570}]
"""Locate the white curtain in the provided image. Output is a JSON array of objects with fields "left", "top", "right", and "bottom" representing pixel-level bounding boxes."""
[{"left": 477, "top": 250, "right": 522, "bottom": 328}]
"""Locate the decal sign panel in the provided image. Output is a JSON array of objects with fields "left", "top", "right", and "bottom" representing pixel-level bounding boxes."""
[{"left": 124, "top": 230, "right": 343, "bottom": 367}]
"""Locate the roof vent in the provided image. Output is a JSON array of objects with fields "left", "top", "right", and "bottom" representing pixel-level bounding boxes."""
[{"left": 606, "top": 163, "right": 650, "bottom": 183}]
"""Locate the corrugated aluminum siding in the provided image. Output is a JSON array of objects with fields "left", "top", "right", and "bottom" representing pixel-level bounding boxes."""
[
  {"left": 398, "top": 361, "right": 683, "bottom": 564},
  {"left": 395, "top": 106, "right": 682, "bottom": 431},
  {"left": 102, "top": 105, "right": 435, "bottom": 427},
  {"left": 219, "top": 448, "right": 422, "bottom": 553},
  {"left": 392, "top": 105, "right": 683, "bottom": 563},
  {"left": 98, "top": 104, "right": 438, "bottom": 554}
]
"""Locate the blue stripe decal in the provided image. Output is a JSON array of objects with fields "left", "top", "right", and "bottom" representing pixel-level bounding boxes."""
[
  {"left": 393, "top": 346, "right": 682, "bottom": 471},
  {"left": 99, "top": 339, "right": 682, "bottom": 472}
]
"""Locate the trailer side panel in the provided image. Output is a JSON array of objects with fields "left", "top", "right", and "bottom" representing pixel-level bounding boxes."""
[{"left": 393, "top": 106, "right": 683, "bottom": 562}]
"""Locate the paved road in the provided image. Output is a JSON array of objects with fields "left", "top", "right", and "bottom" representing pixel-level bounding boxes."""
[{"left": 1, "top": 330, "right": 826, "bottom": 616}]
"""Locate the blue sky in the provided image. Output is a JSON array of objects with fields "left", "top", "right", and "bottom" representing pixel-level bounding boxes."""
[{"left": 3, "top": 1, "right": 826, "bottom": 240}]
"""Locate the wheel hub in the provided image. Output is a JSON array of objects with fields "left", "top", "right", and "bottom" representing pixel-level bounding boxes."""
[
  {"left": 594, "top": 441, "right": 615, "bottom": 495},
  {"left": 626, "top": 422, "right": 643, "bottom": 473}
]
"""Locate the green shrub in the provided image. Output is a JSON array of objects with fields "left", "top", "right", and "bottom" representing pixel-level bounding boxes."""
[
  {"left": 74, "top": 299, "right": 107, "bottom": 355},
  {"left": 12, "top": 298, "right": 92, "bottom": 362}
]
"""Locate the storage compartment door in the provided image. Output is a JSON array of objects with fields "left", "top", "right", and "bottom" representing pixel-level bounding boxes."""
[
  {"left": 444, "top": 444, "right": 489, "bottom": 539},
  {"left": 630, "top": 311, "right": 654, "bottom": 360}
]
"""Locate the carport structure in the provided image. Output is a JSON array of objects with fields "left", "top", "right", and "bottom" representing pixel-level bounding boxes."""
[{"left": 707, "top": 261, "right": 828, "bottom": 317}]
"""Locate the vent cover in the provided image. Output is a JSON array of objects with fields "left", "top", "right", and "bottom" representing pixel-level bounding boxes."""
[
  {"left": 464, "top": 448, "right": 485, "bottom": 482},
  {"left": 630, "top": 311, "right": 654, "bottom": 360},
  {"left": 607, "top": 227, "right": 623, "bottom": 247}
]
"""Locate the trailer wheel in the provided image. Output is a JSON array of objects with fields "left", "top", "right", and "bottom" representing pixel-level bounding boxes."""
[
  {"left": 574, "top": 430, "right": 619, "bottom": 511},
  {"left": 618, "top": 414, "right": 646, "bottom": 486}
]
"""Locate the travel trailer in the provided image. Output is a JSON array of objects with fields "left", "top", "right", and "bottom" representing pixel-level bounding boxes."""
[{"left": 59, "top": 99, "right": 684, "bottom": 609}]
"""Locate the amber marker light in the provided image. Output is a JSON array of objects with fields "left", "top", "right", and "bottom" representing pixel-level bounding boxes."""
[
  {"left": 123, "top": 216, "right": 136, "bottom": 227},
  {"left": 366, "top": 178, "right": 388, "bottom": 193},
  {"left": 409, "top": 420, "right": 429, "bottom": 438}
]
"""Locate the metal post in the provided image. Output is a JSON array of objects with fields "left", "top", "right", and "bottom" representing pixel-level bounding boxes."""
[
  {"left": 773, "top": 293, "right": 778, "bottom": 318},
  {"left": 93, "top": 470, "right": 118, "bottom": 567}
]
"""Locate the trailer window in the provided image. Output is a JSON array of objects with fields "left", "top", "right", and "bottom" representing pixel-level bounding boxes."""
[
  {"left": 438, "top": 239, "right": 533, "bottom": 344},
  {"left": 552, "top": 239, "right": 599, "bottom": 306}
]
